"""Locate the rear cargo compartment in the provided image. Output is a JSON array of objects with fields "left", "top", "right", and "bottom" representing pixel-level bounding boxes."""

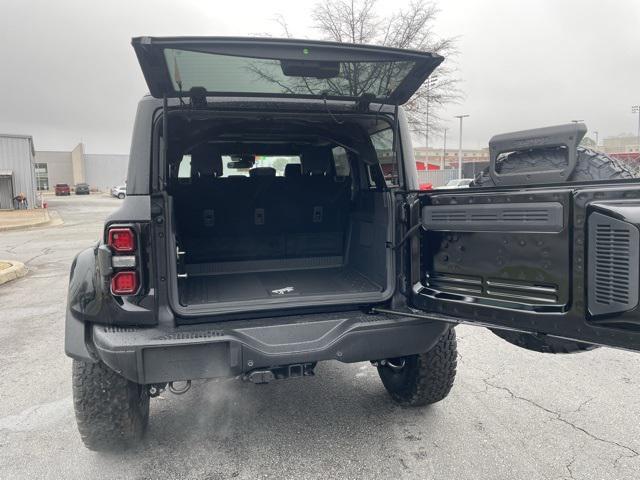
[
  {"left": 175, "top": 190, "right": 391, "bottom": 308},
  {"left": 164, "top": 112, "right": 396, "bottom": 316}
]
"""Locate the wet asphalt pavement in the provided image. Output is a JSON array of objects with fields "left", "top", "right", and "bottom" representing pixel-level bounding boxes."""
[{"left": 0, "top": 195, "right": 639, "bottom": 480}]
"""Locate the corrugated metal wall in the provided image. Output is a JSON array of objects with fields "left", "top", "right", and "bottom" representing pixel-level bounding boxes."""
[
  {"left": 0, "top": 135, "right": 36, "bottom": 209},
  {"left": 85, "top": 154, "right": 129, "bottom": 192},
  {"left": 0, "top": 177, "right": 13, "bottom": 209}
]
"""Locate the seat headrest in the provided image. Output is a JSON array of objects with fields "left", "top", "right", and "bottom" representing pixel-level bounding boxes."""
[
  {"left": 302, "top": 148, "right": 332, "bottom": 176},
  {"left": 190, "top": 144, "right": 223, "bottom": 178},
  {"left": 284, "top": 164, "right": 302, "bottom": 178},
  {"left": 249, "top": 167, "right": 276, "bottom": 177}
]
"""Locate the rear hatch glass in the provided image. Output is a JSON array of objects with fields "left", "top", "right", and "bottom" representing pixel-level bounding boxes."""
[{"left": 132, "top": 37, "right": 442, "bottom": 104}]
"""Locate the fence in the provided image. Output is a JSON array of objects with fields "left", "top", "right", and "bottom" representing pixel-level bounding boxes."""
[{"left": 416, "top": 169, "right": 460, "bottom": 188}]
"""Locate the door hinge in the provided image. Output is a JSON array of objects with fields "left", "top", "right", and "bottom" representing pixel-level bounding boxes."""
[{"left": 151, "top": 203, "right": 163, "bottom": 217}]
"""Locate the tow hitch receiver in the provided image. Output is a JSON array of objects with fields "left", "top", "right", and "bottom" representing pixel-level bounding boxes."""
[{"left": 244, "top": 363, "right": 316, "bottom": 384}]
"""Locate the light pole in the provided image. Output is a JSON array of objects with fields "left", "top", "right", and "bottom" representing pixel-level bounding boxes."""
[
  {"left": 441, "top": 128, "right": 448, "bottom": 170},
  {"left": 455, "top": 115, "right": 469, "bottom": 179},
  {"left": 425, "top": 77, "right": 438, "bottom": 150},
  {"left": 633, "top": 106, "right": 640, "bottom": 153},
  {"left": 593, "top": 130, "right": 599, "bottom": 149}
]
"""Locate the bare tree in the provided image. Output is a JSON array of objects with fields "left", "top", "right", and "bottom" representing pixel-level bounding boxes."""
[{"left": 275, "top": 0, "right": 461, "bottom": 141}]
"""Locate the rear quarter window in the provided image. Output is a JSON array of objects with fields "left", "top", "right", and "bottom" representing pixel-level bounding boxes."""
[{"left": 370, "top": 128, "right": 399, "bottom": 187}]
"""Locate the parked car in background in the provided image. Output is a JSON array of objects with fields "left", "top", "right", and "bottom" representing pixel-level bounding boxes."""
[
  {"left": 110, "top": 185, "right": 126, "bottom": 199},
  {"left": 436, "top": 178, "right": 474, "bottom": 189},
  {"left": 54, "top": 183, "right": 70, "bottom": 196},
  {"left": 75, "top": 183, "right": 90, "bottom": 195}
]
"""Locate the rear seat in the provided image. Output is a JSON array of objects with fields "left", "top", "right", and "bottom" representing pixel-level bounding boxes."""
[
  {"left": 175, "top": 148, "right": 351, "bottom": 263},
  {"left": 284, "top": 149, "right": 351, "bottom": 257},
  {"left": 173, "top": 145, "right": 223, "bottom": 239},
  {"left": 249, "top": 166, "right": 284, "bottom": 234}
]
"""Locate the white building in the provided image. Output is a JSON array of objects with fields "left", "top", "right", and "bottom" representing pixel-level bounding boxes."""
[{"left": 35, "top": 144, "right": 129, "bottom": 192}]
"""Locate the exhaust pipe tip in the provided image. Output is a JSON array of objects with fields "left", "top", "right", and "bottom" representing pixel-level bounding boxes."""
[{"left": 168, "top": 380, "right": 191, "bottom": 395}]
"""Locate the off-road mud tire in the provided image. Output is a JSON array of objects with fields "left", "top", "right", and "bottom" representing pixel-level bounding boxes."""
[
  {"left": 378, "top": 328, "right": 457, "bottom": 406},
  {"left": 72, "top": 360, "right": 149, "bottom": 451}
]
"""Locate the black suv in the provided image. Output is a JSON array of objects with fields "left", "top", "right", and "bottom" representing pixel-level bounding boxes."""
[
  {"left": 65, "top": 37, "right": 640, "bottom": 451},
  {"left": 75, "top": 183, "right": 90, "bottom": 195}
]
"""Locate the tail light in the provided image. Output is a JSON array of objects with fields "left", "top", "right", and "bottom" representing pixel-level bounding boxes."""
[
  {"left": 111, "top": 271, "right": 139, "bottom": 295},
  {"left": 107, "top": 225, "right": 140, "bottom": 296},
  {"left": 108, "top": 228, "right": 135, "bottom": 253}
]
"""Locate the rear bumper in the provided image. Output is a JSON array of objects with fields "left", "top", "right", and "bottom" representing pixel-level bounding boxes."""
[{"left": 88, "top": 311, "right": 450, "bottom": 384}]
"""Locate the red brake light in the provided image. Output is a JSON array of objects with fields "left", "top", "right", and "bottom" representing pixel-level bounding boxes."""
[
  {"left": 107, "top": 225, "right": 141, "bottom": 297},
  {"left": 108, "top": 227, "right": 135, "bottom": 253},
  {"left": 111, "top": 271, "right": 139, "bottom": 295}
]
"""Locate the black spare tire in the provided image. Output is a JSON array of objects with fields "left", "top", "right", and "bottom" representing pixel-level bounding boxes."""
[
  {"left": 473, "top": 146, "right": 634, "bottom": 353},
  {"left": 473, "top": 146, "right": 634, "bottom": 187}
]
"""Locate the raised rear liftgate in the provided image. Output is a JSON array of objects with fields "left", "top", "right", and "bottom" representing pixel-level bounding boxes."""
[
  {"left": 382, "top": 124, "right": 640, "bottom": 352},
  {"left": 133, "top": 36, "right": 428, "bottom": 188}
]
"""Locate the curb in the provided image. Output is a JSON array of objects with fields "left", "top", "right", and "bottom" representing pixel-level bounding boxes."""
[
  {"left": 0, "top": 261, "right": 27, "bottom": 286},
  {"left": 45, "top": 210, "right": 64, "bottom": 228},
  {"left": 0, "top": 210, "right": 61, "bottom": 232}
]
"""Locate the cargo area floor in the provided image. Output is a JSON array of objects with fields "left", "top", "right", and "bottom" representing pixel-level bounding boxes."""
[{"left": 179, "top": 266, "right": 382, "bottom": 305}]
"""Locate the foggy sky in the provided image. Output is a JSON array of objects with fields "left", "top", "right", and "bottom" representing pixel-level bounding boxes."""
[{"left": 0, "top": 0, "right": 638, "bottom": 153}]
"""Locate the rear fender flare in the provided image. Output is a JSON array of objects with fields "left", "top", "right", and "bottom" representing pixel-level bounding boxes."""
[
  {"left": 67, "top": 244, "right": 110, "bottom": 322},
  {"left": 65, "top": 245, "right": 105, "bottom": 362}
]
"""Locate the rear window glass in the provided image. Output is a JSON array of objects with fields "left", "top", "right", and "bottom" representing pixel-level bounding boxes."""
[
  {"left": 164, "top": 49, "right": 415, "bottom": 99},
  {"left": 177, "top": 155, "right": 191, "bottom": 178},
  {"left": 222, "top": 156, "right": 300, "bottom": 177},
  {"left": 177, "top": 155, "right": 301, "bottom": 178}
]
